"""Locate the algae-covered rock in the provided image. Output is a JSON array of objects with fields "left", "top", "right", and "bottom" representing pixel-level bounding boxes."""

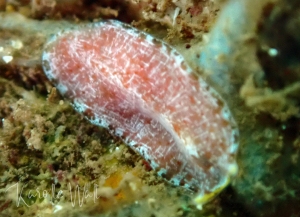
[{"left": 0, "top": 0, "right": 299, "bottom": 217}]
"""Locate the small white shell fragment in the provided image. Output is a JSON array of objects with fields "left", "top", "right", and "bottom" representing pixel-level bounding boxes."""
[{"left": 2, "top": 55, "right": 13, "bottom": 63}]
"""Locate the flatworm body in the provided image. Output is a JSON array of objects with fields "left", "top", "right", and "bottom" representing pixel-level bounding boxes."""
[{"left": 42, "top": 20, "right": 239, "bottom": 206}]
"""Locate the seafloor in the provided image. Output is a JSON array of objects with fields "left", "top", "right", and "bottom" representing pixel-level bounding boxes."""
[{"left": 0, "top": 0, "right": 299, "bottom": 217}]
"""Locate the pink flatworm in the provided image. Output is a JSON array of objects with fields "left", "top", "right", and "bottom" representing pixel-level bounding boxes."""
[{"left": 42, "top": 20, "right": 239, "bottom": 206}]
